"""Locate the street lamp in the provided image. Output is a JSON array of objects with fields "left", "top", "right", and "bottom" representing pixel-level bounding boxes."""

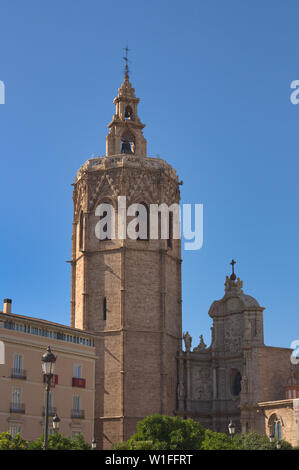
[
  {"left": 91, "top": 438, "right": 97, "bottom": 450},
  {"left": 53, "top": 413, "right": 61, "bottom": 432},
  {"left": 269, "top": 433, "right": 275, "bottom": 444},
  {"left": 276, "top": 440, "right": 281, "bottom": 450},
  {"left": 228, "top": 420, "right": 236, "bottom": 438},
  {"left": 41, "top": 346, "right": 56, "bottom": 450}
]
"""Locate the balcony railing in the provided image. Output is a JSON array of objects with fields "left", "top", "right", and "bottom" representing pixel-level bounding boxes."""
[
  {"left": 71, "top": 409, "right": 85, "bottom": 419},
  {"left": 72, "top": 377, "right": 86, "bottom": 388},
  {"left": 11, "top": 368, "right": 27, "bottom": 380},
  {"left": 10, "top": 403, "right": 25, "bottom": 414},
  {"left": 42, "top": 406, "right": 57, "bottom": 417}
]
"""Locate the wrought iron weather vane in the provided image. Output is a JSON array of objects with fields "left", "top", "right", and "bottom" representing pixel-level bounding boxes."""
[{"left": 123, "top": 44, "right": 130, "bottom": 78}]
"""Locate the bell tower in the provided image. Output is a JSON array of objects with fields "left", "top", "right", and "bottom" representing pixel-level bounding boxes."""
[
  {"left": 71, "top": 66, "right": 182, "bottom": 448},
  {"left": 106, "top": 69, "right": 147, "bottom": 157}
]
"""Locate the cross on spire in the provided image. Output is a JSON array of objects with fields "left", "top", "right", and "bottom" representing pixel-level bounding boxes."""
[
  {"left": 123, "top": 44, "right": 130, "bottom": 78},
  {"left": 230, "top": 259, "right": 236, "bottom": 281}
]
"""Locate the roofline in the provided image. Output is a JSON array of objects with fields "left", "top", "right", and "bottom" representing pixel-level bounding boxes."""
[
  {"left": 0, "top": 311, "right": 98, "bottom": 338},
  {"left": 258, "top": 399, "right": 294, "bottom": 407}
]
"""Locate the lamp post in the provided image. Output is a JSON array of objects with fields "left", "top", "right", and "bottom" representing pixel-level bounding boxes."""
[
  {"left": 53, "top": 413, "right": 61, "bottom": 432},
  {"left": 228, "top": 420, "right": 236, "bottom": 439},
  {"left": 276, "top": 440, "right": 281, "bottom": 450},
  {"left": 41, "top": 346, "right": 56, "bottom": 450},
  {"left": 91, "top": 438, "right": 97, "bottom": 450}
]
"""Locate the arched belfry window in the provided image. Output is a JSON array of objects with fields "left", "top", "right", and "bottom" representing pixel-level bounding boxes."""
[
  {"left": 121, "top": 132, "right": 135, "bottom": 154},
  {"left": 124, "top": 105, "right": 133, "bottom": 120},
  {"left": 79, "top": 212, "right": 84, "bottom": 250}
]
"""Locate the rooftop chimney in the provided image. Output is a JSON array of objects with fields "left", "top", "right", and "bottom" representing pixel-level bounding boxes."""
[{"left": 3, "top": 299, "right": 12, "bottom": 314}]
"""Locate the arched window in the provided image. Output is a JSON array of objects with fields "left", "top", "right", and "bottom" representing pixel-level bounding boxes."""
[
  {"left": 121, "top": 132, "right": 135, "bottom": 154},
  {"left": 231, "top": 369, "right": 242, "bottom": 396},
  {"left": 103, "top": 297, "right": 107, "bottom": 321},
  {"left": 124, "top": 105, "right": 133, "bottom": 120},
  {"left": 269, "top": 414, "right": 282, "bottom": 440},
  {"left": 79, "top": 212, "right": 84, "bottom": 250}
]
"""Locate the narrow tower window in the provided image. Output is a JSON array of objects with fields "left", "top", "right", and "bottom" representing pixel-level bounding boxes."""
[
  {"left": 79, "top": 212, "right": 84, "bottom": 250},
  {"left": 168, "top": 212, "right": 173, "bottom": 248},
  {"left": 136, "top": 203, "right": 149, "bottom": 241},
  {"left": 103, "top": 297, "right": 107, "bottom": 321}
]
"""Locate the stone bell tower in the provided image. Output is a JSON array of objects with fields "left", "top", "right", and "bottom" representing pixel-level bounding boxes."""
[{"left": 71, "top": 67, "right": 182, "bottom": 448}]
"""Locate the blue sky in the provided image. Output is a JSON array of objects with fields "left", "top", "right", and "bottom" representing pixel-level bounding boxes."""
[{"left": 0, "top": 0, "right": 298, "bottom": 349}]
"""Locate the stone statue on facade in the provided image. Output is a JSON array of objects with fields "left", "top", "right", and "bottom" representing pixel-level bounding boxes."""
[
  {"left": 183, "top": 331, "right": 192, "bottom": 351},
  {"left": 177, "top": 382, "right": 185, "bottom": 400}
]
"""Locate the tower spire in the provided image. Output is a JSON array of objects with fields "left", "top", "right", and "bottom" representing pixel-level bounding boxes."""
[{"left": 106, "top": 51, "right": 147, "bottom": 157}]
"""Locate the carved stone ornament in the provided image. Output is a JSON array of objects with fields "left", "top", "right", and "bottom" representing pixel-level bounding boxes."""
[{"left": 193, "top": 335, "right": 207, "bottom": 352}]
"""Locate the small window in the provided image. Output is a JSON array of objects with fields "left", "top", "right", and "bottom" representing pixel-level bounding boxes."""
[
  {"left": 74, "top": 365, "right": 82, "bottom": 379},
  {"left": 103, "top": 297, "right": 107, "bottom": 321},
  {"left": 13, "top": 355, "right": 23, "bottom": 373},
  {"left": 9, "top": 425, "right": 21, "bottom": 438},
  {"left": 73, "top": 395, "right": 81, "bottom": 411},
  {"left": 12, "top": 387, "right": 21, "bottom": 404}
]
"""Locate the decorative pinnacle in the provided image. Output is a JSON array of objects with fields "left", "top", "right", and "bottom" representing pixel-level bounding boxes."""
[
  {"left": 123, "top": 44, "right": 130, "bottom": 79},
  {"left": 230, "top": 259, "right": 236, "bottom": 281}
]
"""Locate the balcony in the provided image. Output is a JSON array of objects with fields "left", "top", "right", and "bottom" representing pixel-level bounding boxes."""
[
  {"left": 42, "top": 406, "right": 57, "bottom": 417},
  {"left": 11, "top": 369, "right": 26, "bottom": 380},
  {"left": 71, "top": 409, "right": 85, "bottom": 419},
  {"left": 72, "top": 377, "right": 86, "bottom": 388},
  {"left": 10, "top": 403, "right": 25, "bottom": 414}
]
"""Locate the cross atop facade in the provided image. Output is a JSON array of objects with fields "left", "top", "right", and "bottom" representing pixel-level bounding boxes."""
[{"left": 230, "top": 259, "right": 236, "bottom": 280}]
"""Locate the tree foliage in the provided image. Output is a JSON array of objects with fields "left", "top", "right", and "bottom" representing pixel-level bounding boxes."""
[
  {"left": 0, "top": 432, "right": 28, "bottom": 450},
  {"left": 201, "top": 429, "right": 243, "bottom": 450},
  {"left": 0, "top": 431, "right": 90, "bottom": 450},
  {"left": 113, "top": 415, "right": 294, "bottom": 451},
  {"left": 113, "top": 414, "right": 205, "bottom": 450},
  {"left": 233, "top": 432, "right": 292, "bottom": 450}
]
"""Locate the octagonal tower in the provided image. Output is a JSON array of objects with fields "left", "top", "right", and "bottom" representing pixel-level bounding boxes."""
[{"left": 71, "top": 71, "right": 182, "bottom": 448}]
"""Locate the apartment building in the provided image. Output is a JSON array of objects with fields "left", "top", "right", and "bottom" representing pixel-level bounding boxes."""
[{"left": 0, "top": 300, "right": 97, "bottom": 444}]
